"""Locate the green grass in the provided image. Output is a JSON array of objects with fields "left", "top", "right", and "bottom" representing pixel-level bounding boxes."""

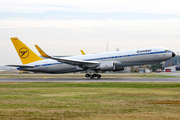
[
  {"left": 0, "top": 82, "right": 180, "bottom": 119},
  {"left": 1, "top": 82, "right": 180, "bottom": 88},
  {"left": 0, "top": 82, "right": 180, "bottom": 88}
]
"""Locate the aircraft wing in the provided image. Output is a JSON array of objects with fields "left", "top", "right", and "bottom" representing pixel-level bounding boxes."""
[
  {"left": 35, "top": 45, "right": 99, "bottom": 68},
  {"left": 6, "top": 65, "right": 35, "bottom": 68},
  {"left": 50, "top": 57, "right": 99, "bottom": 68}
]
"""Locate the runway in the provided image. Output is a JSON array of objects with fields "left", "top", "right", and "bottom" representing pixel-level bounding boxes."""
[{"left": 0, "top": 78, "right": 180, "bottom": 82}]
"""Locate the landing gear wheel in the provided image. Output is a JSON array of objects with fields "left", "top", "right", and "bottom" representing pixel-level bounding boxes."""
[
  {"left": 90, "top": 75, "right": 94, "bottom": 79},
  {"left": 93, "top": 74, "right": 97, "bottom": 77},
  {"left": 97, "top": 74, "right": 101, "bottom": 79},
  {"left": 85, "top": 74, "right": 90, "bottom": 77}
]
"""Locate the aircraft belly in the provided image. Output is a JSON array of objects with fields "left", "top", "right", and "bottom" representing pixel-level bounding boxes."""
[
  {"left": 26, "top": 64, "right": 78, "bottom": 73},
  {"left": 118, "top": 53, "right": 172, "bottom": 66},
  {"left": 119, "top": 54, "right": 151, "bottom": 63},
  {"left": 47, "top": 64, "right": 77, "bottom": 73}
]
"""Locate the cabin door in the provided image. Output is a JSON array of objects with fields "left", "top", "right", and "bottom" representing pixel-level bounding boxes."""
[{"left": 154, "top": 50, "right": 158, "bottom": 57}]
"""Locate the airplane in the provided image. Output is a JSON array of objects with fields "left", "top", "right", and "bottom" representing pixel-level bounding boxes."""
[{"left": 7, "top": 37, "right": 176, "bottom": 79}]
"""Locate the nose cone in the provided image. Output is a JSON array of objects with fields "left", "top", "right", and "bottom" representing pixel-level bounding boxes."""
[{"left": 172, "top": 52, "right": 176, "bottom": 57}]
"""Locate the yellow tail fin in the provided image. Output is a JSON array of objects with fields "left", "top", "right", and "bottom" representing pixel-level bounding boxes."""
[
  {"left": 80, "top": 50, "right": 86, "bottom": 55},
  {"left": 10, "top": 37, "right": 43, "bottom": 65}
]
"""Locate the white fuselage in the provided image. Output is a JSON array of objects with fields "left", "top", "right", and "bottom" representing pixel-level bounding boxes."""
[{"left": 19, "top": 47, "right": 174, "bottom": 73}]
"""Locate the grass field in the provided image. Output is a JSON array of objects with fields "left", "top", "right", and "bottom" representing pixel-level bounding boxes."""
[{"left": 0, "top": 82, "right": 180, "bottom": 120}]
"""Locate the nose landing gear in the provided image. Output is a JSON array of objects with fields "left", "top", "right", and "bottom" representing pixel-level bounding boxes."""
[
  {"left": 161, "top": 62, "right": 165, "bottom": 71},
  {"left": 161, "top": 67, "right": 164, "bottom": 70}
]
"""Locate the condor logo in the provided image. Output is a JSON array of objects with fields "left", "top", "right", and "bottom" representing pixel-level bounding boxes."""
[
  {"left": 19, "top": 47, "right": 29, "bottom": 59},
  {"left": 137, "top": 49, "right": 151, "bottom": 53}
]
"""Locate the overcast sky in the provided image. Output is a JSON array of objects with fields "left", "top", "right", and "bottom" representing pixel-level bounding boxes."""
[{"left": 0, "top": 0, "right": 180, "bottom": 65}]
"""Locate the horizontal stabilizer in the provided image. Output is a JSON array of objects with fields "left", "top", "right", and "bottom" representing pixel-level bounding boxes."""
[{"left": 6, "top": 65, "right": 35, "bottom": 68}]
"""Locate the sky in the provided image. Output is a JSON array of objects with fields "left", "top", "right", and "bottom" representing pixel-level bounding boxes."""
[{"left": 0, "top": 0, "right": 180, "bottom": 65}]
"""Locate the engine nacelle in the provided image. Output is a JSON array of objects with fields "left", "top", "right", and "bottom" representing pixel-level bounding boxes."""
[
  {"left": 99, "top": 61, "right": 114, "bottom": 71},
  {"left": 113, "top": 67, "right": 124, "bottom": 71},
  {"left": 99, "top": 61, "right": 124, "bottom": 71}
]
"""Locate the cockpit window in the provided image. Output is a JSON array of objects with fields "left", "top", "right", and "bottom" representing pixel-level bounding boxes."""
[{"left": 165, "top": 50, "right": 169, "bottom": 52}]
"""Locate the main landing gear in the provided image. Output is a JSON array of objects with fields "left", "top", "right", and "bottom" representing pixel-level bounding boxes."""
[{"left": 85, "top": 74, "right": 101, "bottom": 79}]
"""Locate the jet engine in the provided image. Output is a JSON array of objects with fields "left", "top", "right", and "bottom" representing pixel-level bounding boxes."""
[
  {"left": 113, "top": 66, "right": 124, "bottom": 71},
  {"left": 99, "top": 61, "right": 124, "bottom": 71}
]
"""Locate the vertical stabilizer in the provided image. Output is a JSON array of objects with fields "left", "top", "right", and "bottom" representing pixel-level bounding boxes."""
[{"left": 10, "top": 37, "right": 43, "bottom": 65}]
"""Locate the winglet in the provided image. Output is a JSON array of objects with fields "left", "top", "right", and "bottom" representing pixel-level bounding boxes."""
[
  {"left": 80, "top": 50, "right": 86, "bottom": 55},
  {"left": 35, "top": 45, "right": 51, "bottom": 58}
]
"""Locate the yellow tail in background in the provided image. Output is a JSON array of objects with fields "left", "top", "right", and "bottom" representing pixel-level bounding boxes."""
[
  {"left": 10, "top": 37, "right": 43, "bottom": 65},
  {"left": 80, "top": 50, "right": 86, "bottom": 55}
]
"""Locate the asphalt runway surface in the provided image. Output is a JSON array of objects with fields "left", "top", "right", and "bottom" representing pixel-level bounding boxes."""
[{"left": 0, "top": 78, "right": 180, "bottom": 82}]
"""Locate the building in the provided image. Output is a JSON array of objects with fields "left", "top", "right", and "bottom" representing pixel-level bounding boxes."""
[
  {"left": 164, "top": 55, "right": 180, "bottom": 72},
  {"left": 164, "top": 66, "right": 180, "bottom": 72}
]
